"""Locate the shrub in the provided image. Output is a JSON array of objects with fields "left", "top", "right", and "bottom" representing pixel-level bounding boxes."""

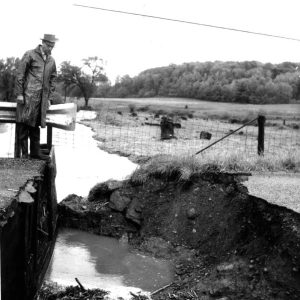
[{"left": 51, "top": 92, "right": 64, "bottom": 104}]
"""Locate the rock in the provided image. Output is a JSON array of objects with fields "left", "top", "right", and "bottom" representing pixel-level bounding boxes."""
[
  {"left": 186, "top": 207, "right": 197, "bottom": 219},
  {"left": 225, "top": 185, "right": 235, "bottom": 194},
  {"left": 217, "top": 263, "right": 235, "bottom": 272},
  {"left": 25, "top": 180, "right": 37, "bottom": 193},
  {"left": 88, "top": 180, "right": 123, "bottom": 202},
  {"left": 109, "top": 190, "right": 131, "bottom": 212},
  {"left": 126, "top": 203, "right": 142, "bottom": 225},
  {"left": 18, "top": 190, "right": 34, "bottom": 203},
  {"left": 200, "top": 131, "right": 212, "bottom": 140}
]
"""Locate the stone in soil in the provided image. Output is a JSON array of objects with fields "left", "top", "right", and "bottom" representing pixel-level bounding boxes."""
[{"left": 58, "top": 171, "right": 300, "bottom": 300}]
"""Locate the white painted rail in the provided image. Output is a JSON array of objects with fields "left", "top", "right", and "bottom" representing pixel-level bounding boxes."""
[{"left": 0, "top": 102, "right": 77, "bottom": 131}]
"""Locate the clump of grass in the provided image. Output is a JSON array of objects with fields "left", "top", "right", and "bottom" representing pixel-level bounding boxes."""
[
  {"left": 130, "top": 150, "right": 300, "bottom": 184},
  {"left": 137, "top": 105, "right": 150, "bottom": 112},
  {"left": 198, "top": 149, "right": 300, "bottom": 173},
  {"left": 129, "top": 104, "right": 136, "bottom": 113},
  {"left": 100, "top": 113, "right": 123, "bottom": 126},
  {"left": 36, "top": 281, "right": 65, "bottom": 299},
  {"left": 130, "top": 155, "right": 222, "bottom": 184}
]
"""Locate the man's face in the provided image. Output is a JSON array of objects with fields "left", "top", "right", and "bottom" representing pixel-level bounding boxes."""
[{"left": 42, "top": 40, "right": 55, "bottom": 56}]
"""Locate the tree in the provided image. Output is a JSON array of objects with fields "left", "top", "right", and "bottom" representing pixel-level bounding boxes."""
[
  {"left": 58, "top": 57, "right": 108, "bottom": 106},
  {"left": 0, "top": 57, "right": 19, "bottom": 101}
]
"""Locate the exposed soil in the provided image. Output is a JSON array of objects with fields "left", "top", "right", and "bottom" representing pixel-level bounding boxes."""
[{"left": 54, "top": 169, "right": 300, "bottom": 300}]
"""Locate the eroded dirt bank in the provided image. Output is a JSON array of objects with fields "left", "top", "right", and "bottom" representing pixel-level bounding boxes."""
[{"left": 56, "top": 169, "right": 300, "bottom": 300}]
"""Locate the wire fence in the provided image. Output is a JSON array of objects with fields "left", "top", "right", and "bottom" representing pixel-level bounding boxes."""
[
  {"left": 76, "top": 104, "right": 300, "bottom": 159},
  {"left": 0, "top": 104, "right": 299, "bottom": 159}
]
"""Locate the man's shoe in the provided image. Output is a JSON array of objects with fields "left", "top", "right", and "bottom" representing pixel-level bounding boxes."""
[{"left": 30, "top": 141, "right": 50, "bottom": 161}]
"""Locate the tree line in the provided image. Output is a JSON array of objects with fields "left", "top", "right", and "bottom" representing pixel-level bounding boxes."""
[
  {"left": 1, "top": 57, "right": 299, "bottom": 105},
  {"left": 109, "top": 61, "right": 300, "bottom": 104}
]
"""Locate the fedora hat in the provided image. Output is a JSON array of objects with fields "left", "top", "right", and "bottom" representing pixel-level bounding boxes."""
[{"left": 41, "top": 34, "right": 58, "bottom": 43}]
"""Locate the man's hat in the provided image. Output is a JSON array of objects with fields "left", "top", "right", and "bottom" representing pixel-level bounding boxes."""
[{"left": 41, "top": 34, "right": 58, "bottom": 43}]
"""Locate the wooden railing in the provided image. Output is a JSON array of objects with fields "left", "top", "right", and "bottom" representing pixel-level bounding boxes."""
[{"left": 0, "top": 102, "right": 77, "bottom": 157}]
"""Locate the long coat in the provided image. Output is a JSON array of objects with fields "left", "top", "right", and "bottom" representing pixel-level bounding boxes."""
[{"left": 15, "top": 45, "right": 57, "bottom": 128}]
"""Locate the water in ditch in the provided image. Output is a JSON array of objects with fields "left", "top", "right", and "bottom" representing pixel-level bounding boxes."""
[
  {"left": 0, "top": 112, "right": 138, "bottom": 202},
  {"left": 45, "top": 228, "right": 173, "bottom": 299},
  {"left": 0, "top": 113, "right": 173, "bottom": 298}
]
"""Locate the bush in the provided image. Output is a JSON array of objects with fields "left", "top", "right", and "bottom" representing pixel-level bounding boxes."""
[
  {"left": 51, "top": 92, "right": 65, "bottom": 104},
  {"left": 78, "top": 105, "right": 92, "bottom": 111}
]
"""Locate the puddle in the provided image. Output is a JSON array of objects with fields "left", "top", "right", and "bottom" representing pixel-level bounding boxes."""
[{"left": 45, "top": 228, "right": 173, "bottom": 299}]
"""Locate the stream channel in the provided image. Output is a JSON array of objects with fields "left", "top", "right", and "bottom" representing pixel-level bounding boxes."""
[{"left": 0, "top": 111, "right": 173, "bottom": 299}]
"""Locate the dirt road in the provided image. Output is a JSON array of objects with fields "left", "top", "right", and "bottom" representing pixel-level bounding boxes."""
[{"left": 245, "top": 172, "right": 300, "bottom": 213}]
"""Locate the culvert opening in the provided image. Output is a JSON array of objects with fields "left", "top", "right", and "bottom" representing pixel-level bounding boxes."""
[{"left": 42, "top": 168, "right": 300, "bottom": 300}]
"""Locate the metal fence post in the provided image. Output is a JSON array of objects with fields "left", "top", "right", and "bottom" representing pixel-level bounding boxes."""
[{"left": 257, "top": 115, "right": 266, "bottom": 155}]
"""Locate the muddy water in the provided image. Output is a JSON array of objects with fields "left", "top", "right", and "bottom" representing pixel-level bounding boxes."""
[
  {"left": 45, "top": 228, "right": 173, "bottom": 299},
  {"left": 54, "top": 111, "right": 138, "bottom": 201},
  {"left": 0, "top": 115, "right": 173, "bottom": 298},
  {"left": 0, "top": 113, "right": 138, "bottom": 201},
  {"left": 0, "top": 112, "right": 172, "bottom": 299}
]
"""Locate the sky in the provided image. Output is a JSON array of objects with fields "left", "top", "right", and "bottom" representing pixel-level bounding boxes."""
[{"left": 1, "top": 0, "right": 300, "bottom": 82}]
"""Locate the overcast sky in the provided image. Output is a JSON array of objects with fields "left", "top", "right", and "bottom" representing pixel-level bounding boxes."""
[{"left": 1, "top": 0, "right": 300, "bottom": 82}]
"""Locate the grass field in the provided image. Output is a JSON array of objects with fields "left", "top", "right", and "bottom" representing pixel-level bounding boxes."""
[
  {"left": 71, "top": 97, "right": 300, "bottom": 172},
  {"left": 71, "top": 97, "right": 300, "bottom": 122}
]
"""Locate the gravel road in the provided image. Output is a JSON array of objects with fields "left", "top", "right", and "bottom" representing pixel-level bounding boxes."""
[{"left": 245, "top": 173, "right": 300, "bottom": 213}]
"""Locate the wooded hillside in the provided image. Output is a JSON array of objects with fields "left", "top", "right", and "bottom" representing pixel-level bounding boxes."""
[{"left": 108, "top": 61, "right": 300, "bottom": 104}]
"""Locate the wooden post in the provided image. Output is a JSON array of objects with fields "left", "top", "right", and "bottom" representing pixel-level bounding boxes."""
[
  {"left": 257, "top": 115, "right": 266, "bottom": 156},
  {"left": 14, "top": 123, "right": 21, "bottom": 158},
  {"left": 47, "top": 126, "right": 53, "bottom": 150},
  {"left": 160, "top": 116, "right": 174, "bottom": 140}
]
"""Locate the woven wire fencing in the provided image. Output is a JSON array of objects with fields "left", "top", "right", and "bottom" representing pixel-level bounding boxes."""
[
  {"left": 1, "top": 105, "right": 299, "bottom": 159},
  {"left": 81, "top": 103, "right": 300, "bottom": 159},
  {"left": 0, "top": 123, "right": 76, "bottom": 158}
]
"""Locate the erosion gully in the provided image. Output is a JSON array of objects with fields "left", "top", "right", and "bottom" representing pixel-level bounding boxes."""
[{"left": 0, "top": 112, "right": 174, "bottom": 299}]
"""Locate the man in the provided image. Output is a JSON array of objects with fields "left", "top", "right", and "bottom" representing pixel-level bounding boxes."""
[{"left": 15, "top": 34, "right": 58, "bottom": 160}]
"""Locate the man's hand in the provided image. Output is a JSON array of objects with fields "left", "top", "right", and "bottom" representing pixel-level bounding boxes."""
[{"left": 16, "top": 95, "right": 25, "bottom": 104}]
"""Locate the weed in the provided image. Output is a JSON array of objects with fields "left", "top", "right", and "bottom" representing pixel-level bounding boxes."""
[{"left": 137, "top": 105, "right": 150, "bottom": 112}]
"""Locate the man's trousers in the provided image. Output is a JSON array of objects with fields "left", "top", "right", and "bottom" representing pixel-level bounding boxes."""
[{"left": 17, "top": 123, "right": 41, "bottom": 158}]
